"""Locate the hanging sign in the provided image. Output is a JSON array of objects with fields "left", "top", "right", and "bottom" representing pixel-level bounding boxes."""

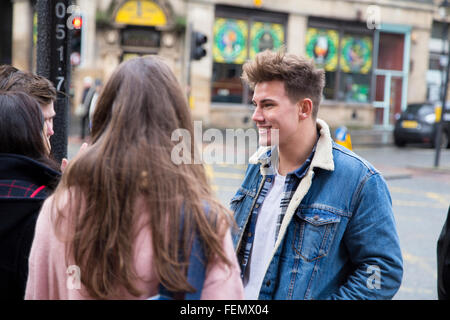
[
  {"left": 115, "top": 0, "right": 167, "bottom": 27},
  {"left": 213, "top": 18, "right": 248, "bottom": 64},
  {"left": 305, "top": 28, "right": 339, "bottom": 71}
]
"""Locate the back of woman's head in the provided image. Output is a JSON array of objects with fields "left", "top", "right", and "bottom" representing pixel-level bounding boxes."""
[
  {"left": 57, "top": 56, "right": 232, "bottom": 299},
  {"left": 91, "top": 56, "right": 192, "bottom": 148},
  {"left": 84, "top": 55, "right": 203, "bottom": 212},
  {"left": 0, "top": 91, "right": 49, "bottom": 159}
]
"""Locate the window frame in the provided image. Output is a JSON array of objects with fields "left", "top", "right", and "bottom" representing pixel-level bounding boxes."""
[
  {"left": 211, "top": 5, "right": 288, "bottom": 106},
  {"left": 307, "top": 17, "right": 375, "bottom": 104}
]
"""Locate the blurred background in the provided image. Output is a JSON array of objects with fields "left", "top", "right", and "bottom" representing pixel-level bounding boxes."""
[
  {"left": 1, "top": 0, "right": 450, "bottom": 300},
  {"left": 2, "top": 0, "right": 450, "bottom": 131}
]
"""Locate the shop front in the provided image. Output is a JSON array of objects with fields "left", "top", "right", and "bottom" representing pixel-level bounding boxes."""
[
  {"left": 113, "top": 0, "right": 175, "bottom": 61},
  {"left": 305, "top": 18, "right": 410, "bottom": 128},
  {"left": 211, "top": 5, "right": 287, "bottom": 106},
  {"left": 372, "top": 25, "right": 410, "bottom": 128},
  {"left": 150, "top": 0, "right": 432, "bottom": 130},
  {"left": 204, "top": 7, "right": 412, "bottom": 129}
]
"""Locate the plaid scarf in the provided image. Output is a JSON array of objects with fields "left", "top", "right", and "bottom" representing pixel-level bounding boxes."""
[{"left": 0, "top": 179, "right": 47, "bottom": 199}]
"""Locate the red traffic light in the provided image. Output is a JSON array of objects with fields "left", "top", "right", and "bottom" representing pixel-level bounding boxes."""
[{"left": 72, "top": 16, "right": 82, "bottom": 29}]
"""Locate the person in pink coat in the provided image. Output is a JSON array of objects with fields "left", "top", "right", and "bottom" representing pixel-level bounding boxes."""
[{"left": 25, "top": 56, "right": 244, "bottom": 300}]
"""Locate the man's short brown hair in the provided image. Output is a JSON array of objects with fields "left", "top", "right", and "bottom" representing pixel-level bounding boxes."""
[
  {"left": 0, "top": 65, "right": 19, "bottom": 88},
  {"left": 0, "top": 66, "right": 56, "bottom": 106},
  {"left": 242, "top": 50, "right": 325, "bottom": 119}
]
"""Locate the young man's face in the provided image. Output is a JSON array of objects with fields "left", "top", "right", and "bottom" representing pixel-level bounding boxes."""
[
  {"left": 252, "top": 80, "right": 300, "bottom": 147},
  {"left": 41, "top": 101, "right": 55, "bottom": 138}
]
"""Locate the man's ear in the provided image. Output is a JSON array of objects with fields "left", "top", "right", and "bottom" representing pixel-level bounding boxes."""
[{"left": 298, "top": 98, "right": 313, "bottom": 120}]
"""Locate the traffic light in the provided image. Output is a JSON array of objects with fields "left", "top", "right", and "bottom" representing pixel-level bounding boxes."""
[
  {"left": 72, "top": 16, "right": 82, "bottom": 30},
  {"left": 190, "top": 31, "right": 207, "bottom": 60},
  {"left": 69, "top": 15, "right": 82, "bottom": 66}
]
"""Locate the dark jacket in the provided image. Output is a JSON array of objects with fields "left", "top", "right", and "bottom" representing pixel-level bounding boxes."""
[
  {"left": 438, "top": 206, "right": 450, "bottom": 300},
  {"left": 0, "top": 153, "right": 60, "bottom": 300}
]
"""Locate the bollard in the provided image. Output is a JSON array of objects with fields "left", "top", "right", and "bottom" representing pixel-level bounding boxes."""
[{"left": 335, "top": 126, "right": 353, "bottom": 150}]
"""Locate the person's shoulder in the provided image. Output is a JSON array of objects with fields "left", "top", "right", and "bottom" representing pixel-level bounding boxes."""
[
  {"left": 36, "top": 189, "right": 72, "bottom": 230},
  {"left": 331, "top": 141, "right": 380, "bottom": 176},
  {"left": 245, "top": 162, "right": 261, "bottom": 173},
  {"left": 35, "top": 194, "right": 56, "bottom": 230},
  {"left": 242, "top": 162, "right": 262, "bottom": 184}
]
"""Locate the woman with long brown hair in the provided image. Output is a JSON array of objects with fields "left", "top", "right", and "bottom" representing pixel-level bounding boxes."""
[{"left": 25, "top": 56, "right": 244, "bottom": 299}]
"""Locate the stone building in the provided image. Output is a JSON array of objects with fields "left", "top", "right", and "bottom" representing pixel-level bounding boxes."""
[{"left": 2, "top": 0, "right": 445, "bottom": 130}]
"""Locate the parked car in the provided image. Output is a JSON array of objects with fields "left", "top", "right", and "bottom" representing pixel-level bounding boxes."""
[{"left": 393, "top": 102, "right": 450, "bottom": 148}]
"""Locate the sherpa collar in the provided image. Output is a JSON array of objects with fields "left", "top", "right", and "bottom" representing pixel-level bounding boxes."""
[{"left": 248, "top": 118, "right": 334, "bottom": 174}]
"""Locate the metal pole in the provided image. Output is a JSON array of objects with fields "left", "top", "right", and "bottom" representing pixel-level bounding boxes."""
[
  {"left": 434, "top": 20, "right": 450, "bottom": 168},
  {"left": 36, "top": 0, "right": 72, "bottom": 164},
  {"left": 185, "top": 22, "right": 192, "bottom": 104}
]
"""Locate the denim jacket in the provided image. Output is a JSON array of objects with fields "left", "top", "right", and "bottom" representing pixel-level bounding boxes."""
[{"left": 230, "top": 119, "right": 403, "bottom": 300}]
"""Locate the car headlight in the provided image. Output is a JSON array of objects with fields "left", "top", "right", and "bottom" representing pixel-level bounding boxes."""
[{"left": 424, "top": 113, "right": 436, "bottom": 124}]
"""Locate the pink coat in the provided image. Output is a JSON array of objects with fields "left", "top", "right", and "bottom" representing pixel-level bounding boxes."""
[{"left": 25, "top": 194, "right": 244, "bottom": 300}]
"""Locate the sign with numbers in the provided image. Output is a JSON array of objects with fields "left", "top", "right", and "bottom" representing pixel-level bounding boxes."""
[{"left": 36, "top": 0, "right": 75, "bottom": 162}]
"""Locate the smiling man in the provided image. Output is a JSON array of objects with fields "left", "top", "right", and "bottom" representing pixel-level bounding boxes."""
[{"left": 230, "top": 50, "right": 403, "bottom": 300}]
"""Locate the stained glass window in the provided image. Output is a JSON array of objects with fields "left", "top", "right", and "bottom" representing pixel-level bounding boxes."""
[
  {"left": 249, "top": 22, "right": 284, "bottom": 59},
  {"left": 306, "top": 21, "right": 374, "bottom": 103},
  {"left": 212, "top": 12, "right": 286, "bottom": 104},
  {"left": 340, "top": 36, "right": 372, "bottom": 74},
  {"left": 213, "top": 18, "right": 248, "bottom": 64},
  {"left": 305, "top": 28, "right": 339, "bottom": 72}
]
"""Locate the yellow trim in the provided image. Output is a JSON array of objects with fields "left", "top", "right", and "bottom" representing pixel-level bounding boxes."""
[{"left": 115, "top": 0, "right": 167, "bottom": 27}]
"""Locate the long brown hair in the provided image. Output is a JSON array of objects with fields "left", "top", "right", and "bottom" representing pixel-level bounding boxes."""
[{"left": 53, "top": 56, "right": 233, "bottom": 299}]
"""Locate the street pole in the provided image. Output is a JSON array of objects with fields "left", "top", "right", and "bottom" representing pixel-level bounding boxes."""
[
  {"left": 434, "top": 19, "right": 450, "bottom": 167},
  {"left": 185, "top": 22, "right": 192, "bottom": 106},
  {"left": 36, "top": 0, "right": 72, "bottom": 164}
]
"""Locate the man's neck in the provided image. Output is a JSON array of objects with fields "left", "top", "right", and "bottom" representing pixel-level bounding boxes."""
[{"left": 277, "top": 123, "right": 317, "bottom": 176}]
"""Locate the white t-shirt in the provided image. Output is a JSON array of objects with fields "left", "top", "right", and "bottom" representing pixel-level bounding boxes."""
[{"left": 244, "top": 171, "right": 286, "bottom": 300}]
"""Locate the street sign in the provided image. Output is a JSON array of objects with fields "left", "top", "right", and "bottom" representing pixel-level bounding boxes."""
[{"left": 36, "top": 0, "right": 72, "bottom": 163}]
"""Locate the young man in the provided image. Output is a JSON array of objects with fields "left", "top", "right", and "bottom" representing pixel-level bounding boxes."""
[
  {"left": 0, "top": 65, "right": 57, "bottom": 139},
  {"left": 0, "top": 65, "right": 87, "bottom": 171},
  {"left": 230, "top": 50, "right": 403, "bottom": 300}
]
